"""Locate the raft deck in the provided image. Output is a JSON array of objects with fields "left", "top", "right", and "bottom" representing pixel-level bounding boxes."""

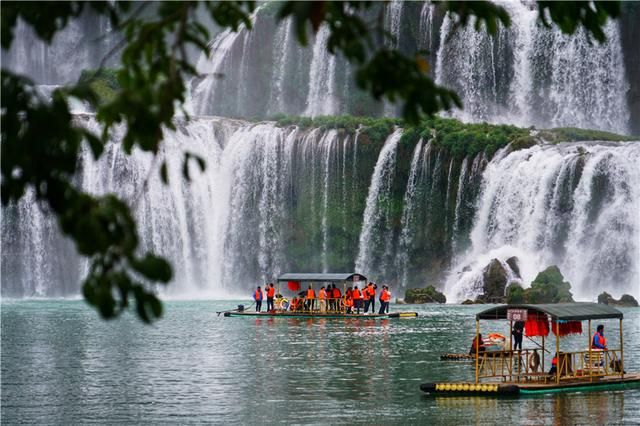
[
  {"left": 223, "top": 311, "right": 418, "bottom": 319},
  {"left": 420, "top": 373, "right": 640, "bottom": 396}
]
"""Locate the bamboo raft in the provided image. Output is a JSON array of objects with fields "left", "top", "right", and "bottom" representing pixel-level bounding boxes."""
[
  {"left": 223, "top": 311, "right": 418, "bottom": 319},
  {"left": 422, "top": 303, "right": 640, "bottom": 396}
]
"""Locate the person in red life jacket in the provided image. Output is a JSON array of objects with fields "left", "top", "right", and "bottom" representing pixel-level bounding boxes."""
[
  {"left": 266, "top": 283, "right": 276, "bottom": 311},
  {"left": 469, "top": 333, "right": 486, "bottom": 355},
  {"left": 549, "top": 353, "right": 558, "bottom": 376},
  {"left": 331, "top": 285, "right": 341, "bottom": 312},
  {"left": 362, "top": 283, "right": 371, "bottom": 313},
  {"left": 378, "top": 285, "right": 391, "bottom": 314},
  {"left": 345, "top": 287, "right": 353, "bottom": 313},
  {"left": 352, "top": 286, "right": 363, "bottom": 314},
  {"left": 318, "top": 286, "right": 327, "bottom": 312},
  {"left": 306, "top": 285, "right": 316, "bottom": 311},
  {"left": 592, "top": 324, "right": 607, "bottom": 349},
  {"left": 366, "top": 282, "right": 377, "bottom": 313},
  {"left": 253, "top": 286, "right": 264, "bottom": 312}
]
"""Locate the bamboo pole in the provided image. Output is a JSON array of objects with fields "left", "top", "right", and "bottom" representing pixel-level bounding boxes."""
[
  {"left": 551, "top": 320, "right": 561, "bottom": 384},
  {"left": 619, "top": 318, "right": 624, "bottom": 378},
  {"left": 587, "top": 320, "right": 593, "bottom": 382},
  {"left": 475, "top": 319, "right": 480, "bottom": 384},
  {"left": 542, "top": 334, "right": 545, "bottom": 372}
]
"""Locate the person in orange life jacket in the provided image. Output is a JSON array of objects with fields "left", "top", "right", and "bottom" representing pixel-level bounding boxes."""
[
  {"left": 318, "top": 286, "right": 327, "bottom": 312},
  {"left": 469, "top": 333, "right": 486, "bottom": 355},
  {"left": 366, "top": 282, "right": 377, "bottom": 313},
  {"left": 549, "top": 353, "right": 558, "bottom": 375},
  {"left": 362, "top": 282, "right": 372, "bottom": 313},
  {"left": 592, "top": 324, "right": 607, "bottom": 349},
  {"left": 332, "top": 284, "right": 339, "bottom": 311},
  {"left": 306, "top": 285, "right": 316, "bottom": 311},
  {"left": 253, "top": 286, "right": 264, "bottom": 312},
  {"left": 352, "top": 286, "right": 363, "bottom": 314},
  {"left": 378, "top": 285, "right": 391, "bottom": 314},
  {"left": 362, "top": 284, "right": 370, "bottom": 313},
  {"left": 266, "top": 283, "right": 276, "bottom": 311},
  {"left": 345, "top": 287, "right": 353, "bottom": 313}
]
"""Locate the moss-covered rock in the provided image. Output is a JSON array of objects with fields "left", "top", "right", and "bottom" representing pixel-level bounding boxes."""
[
  {"left": 405, "top": 285, "right": 446, "bottom": 304},
  {"left": 597, "top": 292, "right": 639, "bottom": 307},
  {"left": 506, "top": 256, "right": 521, "bottom": 278},
  {"left": 526, "top": 265, "right": 574, "bottom": 303},
  {"left": 506, "top": 282, "right": 526, "bottom": 304},
  {"left": 461, "top": 299, "right": 475, "bottom": 305},
  {"left": 475, "top": 258, "right": 508, "bottom": 303},
  {"left": 78, "top": 68, "right": 120, "bottom": 104}
]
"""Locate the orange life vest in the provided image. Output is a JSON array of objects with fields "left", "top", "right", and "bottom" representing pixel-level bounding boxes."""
[
  {"left": 552, "top": 356, "right": 557, "bottom": 366},
  {"left": 592, "top": 332, "right": 607, "bottom": 349},
  {"left": 319, "top": 289, "right": 327, "bottom": 299},
  {"left": 345, "top": 297, "right": 353, "bottom": 307},
  {"left": 254, "top": 290, "right": 263, "bottom": 300},
  {"left": 267, "top": 287, "right": 275, "bottom": 298},
  {"left": 332, "top": 288, "right": 341, "bottom": 298},
  {"left": 380, "top": 290, "right": 391, "bottom": 302},
  {"left": 307, "top": 289, "right": 315, "bottom": 299},
  {"left": 367, "top": 285, "right": 375, "bottom": 297},
  {"left": 362, "top": 288, "right": 370, "bottom": 300},
  {"left": 352, "top": 289, "right": 362, "bottom": 299}
]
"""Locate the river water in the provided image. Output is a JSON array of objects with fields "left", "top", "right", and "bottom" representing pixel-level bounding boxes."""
[{"left": 2, "top": 301, "right": 639, "bottom": 424}]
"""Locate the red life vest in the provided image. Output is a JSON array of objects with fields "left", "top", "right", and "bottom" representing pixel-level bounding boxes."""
[
  {"left": 332, "top": 288, "right": 341, "bottom": 298},
  {"left": 552, "top": 356, "right": 557, "bottom": 366},
  {"left": 362, "top": 289, "right": 370, "bottom": 300},
  {"left": 367, "top": 285, "right": 375, "bottom": 297},
  {"left": 352, "top": 289, "right": 362, "bottom": 300},
  {"left": 380, "top": 290, "right": 391, "bottom": 302},
  {"left": 267, "top": 287, "right": 275, "bottom": 298}
]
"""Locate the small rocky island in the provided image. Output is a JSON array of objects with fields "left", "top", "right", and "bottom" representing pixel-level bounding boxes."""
[
  {"left": 404, "top": 285, "right": 447, "bottom": 304},
  {"left": 597, "top": 292, "right": 639, "bottom": 307}
]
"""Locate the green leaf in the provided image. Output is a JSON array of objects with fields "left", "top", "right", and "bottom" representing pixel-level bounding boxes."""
[{"left": 131, "top": 253, "right": 173, "bottom": 283}]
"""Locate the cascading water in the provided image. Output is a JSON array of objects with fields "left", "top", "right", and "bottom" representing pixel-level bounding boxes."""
[
  {"left": 355, "top": 129, "right": 403, "bottom": 278},
  {"left": 305, "top": 25, "right": 338, "bottom": 117},
  {"left": 445, "top": 142, "right": 640, "bottom": 302}
]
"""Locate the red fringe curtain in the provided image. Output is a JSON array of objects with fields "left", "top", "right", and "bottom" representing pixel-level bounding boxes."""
[
  {"left": 525, "top": 313, "right": 550, "bottom": 337},
  {"left": 551, "top": 320, "right": 583, "bottom": 336}
]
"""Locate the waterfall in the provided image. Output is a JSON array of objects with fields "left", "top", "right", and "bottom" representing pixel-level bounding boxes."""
[
  {"left": 436, "top": 3, "right": 630, "bottom": 134},
  {"left": 305, "top": 25, "right": 338, "bottom": 116},
  {"left": 445, "top": 142, "right": 640, "bottom": 302},
  {"left": 396, "top": 139, "right": 425, "bottom": 288},
  {"left": 355, "top": 129, "right": 403, "bottom": 279}
]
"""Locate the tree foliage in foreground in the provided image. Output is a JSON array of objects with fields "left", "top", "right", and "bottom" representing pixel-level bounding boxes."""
[{"left": 0, "top": 1, "right": 621, "bottom": 322}]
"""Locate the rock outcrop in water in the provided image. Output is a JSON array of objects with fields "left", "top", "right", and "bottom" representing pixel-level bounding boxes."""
[
  {"left": 597, "top": 292, "right": 639, "bottom": 307},
  {"left": 506, "top": 266, "right": 574, "bottom": 304},
  {"left": 405, "top": 285, "right": 446, "bottom": 304}
]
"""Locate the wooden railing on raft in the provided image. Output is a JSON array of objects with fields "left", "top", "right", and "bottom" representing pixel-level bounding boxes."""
[{"left": 477, "top": 349, "right": 623, "bottom": 382}]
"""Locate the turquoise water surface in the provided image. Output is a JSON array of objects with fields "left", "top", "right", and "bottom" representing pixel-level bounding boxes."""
[{"left": 2, "top": 300, "right": 639, "bottom": 424}]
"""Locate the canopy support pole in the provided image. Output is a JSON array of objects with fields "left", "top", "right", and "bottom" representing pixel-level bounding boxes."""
[
  {"left": 587, "top": 320, "right": 593, "bottom": 382},
  {"left": 619, "top": 318, "right": 624, "bottom": 378},
  {"left": 542, "top": 334, "right": 545, "bottom": 372},
  {"left": 475, "top": 319, "right": 480, "bottom": 384},
  {"left": 551, "top": 320, "right": 562, "bottom": 384}
]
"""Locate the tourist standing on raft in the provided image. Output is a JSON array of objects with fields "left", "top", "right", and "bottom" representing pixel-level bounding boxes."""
[
  {"left": 318, "top": 286, "right": 327, "bottom": 312},
  {"left": 306, "top": 285, "right": 316, "bottom": 311},
  {"left": 378, "top": 286, "right": 391, "bottom": 314},
  {"left": 366, "top": 282, "right": 377, "bottom": 313},
  {"left": 512, "top": 320, "right": 525, "bottom": 351},
  {"left": 266, "top": 283, "right": 276, "bottom": 311},
  {"left": 352, "top": 286, "right": 363, "bottom": 314},
  {"left": 331, "top": 285, "right": 341, "bottom": 311},
  {"left": 254, "top": 286, "right": 264, "bottom": 312}
]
